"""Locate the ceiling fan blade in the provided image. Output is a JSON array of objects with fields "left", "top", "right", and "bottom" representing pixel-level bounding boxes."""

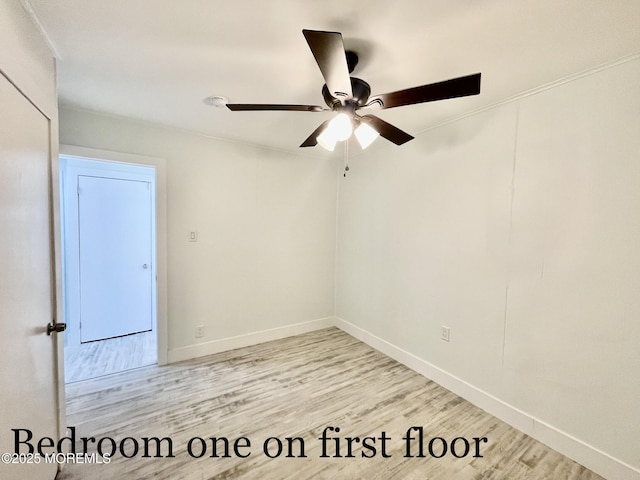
[
  {"left": 360, "top": 115, "right": 414, "bottom": 145},
  {"left": 300, "top": 119, "right": 332, "bottom": 147},
  {"left": 368, "top": 73, "right": 481, "bottom": 110},
  {"left": 227, "top": 104, "right": 326, "bottom": 112},
  {"left": 302, "top": 29, "right": 353, "bottom": 99}
]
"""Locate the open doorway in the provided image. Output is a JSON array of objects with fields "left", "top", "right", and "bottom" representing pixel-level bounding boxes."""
[{"left": 60, "top": 155, "right": 158, "bottom": 382}]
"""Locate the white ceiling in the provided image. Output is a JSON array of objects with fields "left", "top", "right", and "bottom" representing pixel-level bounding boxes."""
[{"left": 29, "top": 0, "right": 640, "bottom": 156}]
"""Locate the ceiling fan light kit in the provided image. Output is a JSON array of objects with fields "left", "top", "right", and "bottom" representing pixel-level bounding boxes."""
[
  {"left": 327, "top": 113, "right": 353, "bottom": 141},
  {"left": 227, "top": 29, "right": 481, "bottom": 150},
  {"left": 317, "top": 129, "right": 338, "bottom": 151},
  {"left": 315, "top": 113, "right": 381, "bottom": 151},
  {"left": 354, "top": 121, "right": 380, "bottom": 149}
]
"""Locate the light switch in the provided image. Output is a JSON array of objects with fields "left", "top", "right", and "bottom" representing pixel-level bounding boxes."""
[
  {"left": 441, "top": 326, "right": 450, "bottom": 342},
  {"left": 188, "top": 231, "right": 198, "bottom": 242}
]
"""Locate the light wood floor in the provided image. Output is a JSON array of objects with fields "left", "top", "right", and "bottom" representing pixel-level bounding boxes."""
[
  {"left": 57, "top": 328, "right": 602, "bottom": 479},
  {"left": 64, "top": 331, "right": 157, "bottom": 383}
]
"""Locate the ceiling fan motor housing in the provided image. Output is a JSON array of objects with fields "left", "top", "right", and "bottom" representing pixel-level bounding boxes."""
[{"left": 322, "top": 77, "right": 371, "bottom": 110}]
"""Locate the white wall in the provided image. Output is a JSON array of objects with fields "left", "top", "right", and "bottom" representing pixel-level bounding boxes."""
[
  {"left": 59, "top": 109, "right": 340, "bottom": 360},
  {"left": 336, "top": 57, "right": 640, "bottom": 477},
  {"left": 0, "top": 0, "right": 56, "bottom": 116},
  {"left": 57, "top": 49, "right": 639, "bottom": 479}
]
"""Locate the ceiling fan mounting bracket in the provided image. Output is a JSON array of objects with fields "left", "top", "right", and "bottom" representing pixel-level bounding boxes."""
[{"left": 345, "top": 50, "right": 359, "bottom": 73}]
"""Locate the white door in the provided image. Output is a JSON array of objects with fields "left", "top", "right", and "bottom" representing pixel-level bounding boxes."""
[
  {"left": 0, "top": 75, "right": 59, "bottom": 479},
  {"left": 78, "top": 175, "right": 153, "bottom": 342}
]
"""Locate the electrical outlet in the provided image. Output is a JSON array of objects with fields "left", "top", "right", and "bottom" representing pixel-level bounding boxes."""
[
  {"left": 195, "top": 325, "right": 205, "bottom": 338},
  {"left": 441, "top": 326, "right": 451, "bottom": 342}
]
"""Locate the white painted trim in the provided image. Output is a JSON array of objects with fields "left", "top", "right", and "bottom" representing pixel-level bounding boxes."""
[
  {"left": 351, "top": 52, "right": 640, "bottom": 159},
  {"left": 413, "top": 53, "right": 640, "bottom": 138},
  {"left": 59, "top": 144, "right": 169, "bottom": 366},
  {"left": 168, "top": 317, "right": 335, "bottom": 363},
  {"left": 59, "top": 105, "right": 329, "bottom": 160},
  {"left": 19, "top": 0, "right": 60, "bottom": 59},
  {"left": 333, "top": 317, "right": 640, "bottom": 480}
]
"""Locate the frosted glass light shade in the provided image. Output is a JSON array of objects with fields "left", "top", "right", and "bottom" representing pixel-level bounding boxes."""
[
  {"left": 354, "top": 122, "right": 380, "bottom": 149},
  {"left": 328, "top": 113, "right": 353, "bottom": 141},
  {"left": 317, "top": 129, "right": 337, "bottom": 151}
]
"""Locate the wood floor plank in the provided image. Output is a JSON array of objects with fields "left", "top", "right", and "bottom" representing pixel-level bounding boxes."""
[
  {"left": 57, "top": 328, "right": 603, "bottom": 479},
  {"left": 64, "top": 331, "right": 157, "bottom": 383}
]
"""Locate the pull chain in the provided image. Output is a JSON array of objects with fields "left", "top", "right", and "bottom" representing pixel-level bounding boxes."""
[{"left": 343, "top": 139, "right": 350, "bottom": 177}]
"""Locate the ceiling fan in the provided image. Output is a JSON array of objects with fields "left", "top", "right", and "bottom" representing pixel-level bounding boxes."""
[{"left": 227, "top": 29, "right": 481, "bottom": 151}]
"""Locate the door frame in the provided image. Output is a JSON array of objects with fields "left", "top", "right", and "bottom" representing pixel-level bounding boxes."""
[
  {"left": 62, "top": 158, "right": 156, "bottom": 346},
  {"left": 59, "top": 145, "right": 168, "bottom": 365}
]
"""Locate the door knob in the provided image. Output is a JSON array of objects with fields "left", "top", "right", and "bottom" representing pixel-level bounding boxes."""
[
  {"left": 143, "top": 264, "right": 148, "bottom": 269},
  {"left": 47, "top": 322, "right": 67, "bottom": 335}
]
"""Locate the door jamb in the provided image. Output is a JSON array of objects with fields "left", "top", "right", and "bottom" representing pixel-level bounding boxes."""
[{"left": 59, "top": 145, "right": 168, "bottom": 365}]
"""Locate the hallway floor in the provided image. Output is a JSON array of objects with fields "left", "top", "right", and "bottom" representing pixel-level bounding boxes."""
[{"left": 64, "top": 330, "right": 156, "bottom": 383}]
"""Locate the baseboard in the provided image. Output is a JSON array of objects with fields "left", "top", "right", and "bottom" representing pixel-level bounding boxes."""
[
  {"left": 167, "top": 317, "right": 335, "bottom": 363},
  {"left": 334, "top": 317, "right": 639, "bottom": 480}
]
